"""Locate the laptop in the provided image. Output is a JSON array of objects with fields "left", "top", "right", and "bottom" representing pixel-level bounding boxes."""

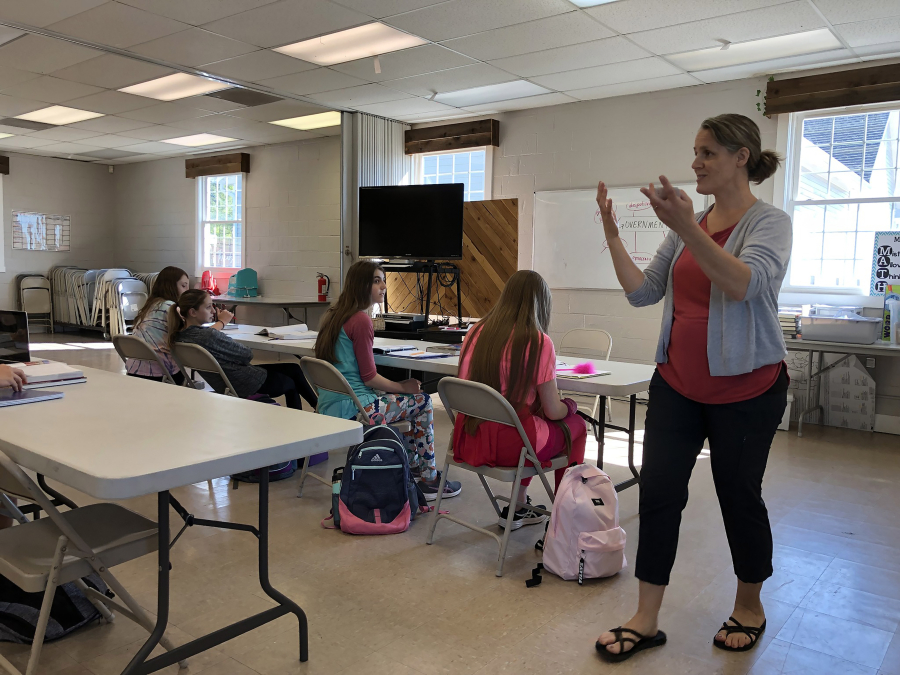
[{"left": 0, "top": 310, "right": 30, "bottom": 364}]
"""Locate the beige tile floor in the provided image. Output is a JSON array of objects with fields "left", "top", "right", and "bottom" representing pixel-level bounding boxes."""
[{"left": 4, "top": 332, "right": 900, "bottom": 674}]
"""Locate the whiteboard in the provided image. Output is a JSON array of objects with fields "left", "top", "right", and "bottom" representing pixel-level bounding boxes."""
[{"left": 532, "top": 185, "right": 707, "bottom": 290}]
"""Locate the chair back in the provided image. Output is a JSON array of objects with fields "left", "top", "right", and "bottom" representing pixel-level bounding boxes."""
[
  {"left": 171, "top": 343, "right": 238, "bottom": 396},
  {"left": 559, "top": 328, "right": 612, "bottom": 361},
  {"left": 299, "top": 357, "right": 372, "bottom": 423},
  {"left": 112, "top": 335, "right": 177, "bottom": 385},
  {"left": 437, "top": 377, "right": 533, "bottom": 452}
]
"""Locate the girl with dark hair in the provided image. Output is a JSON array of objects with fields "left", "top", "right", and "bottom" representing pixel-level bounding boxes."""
[
  {"left": 453, "top": 270, "right": 586, "bottom": 529},
  {"left": 314, "top": 261, "right": 461, "bottom": 501},
  {"left": 596, "top": 113, "right": 791, "bottom": 661},
  {"left": 170, "top": 290, "right": 316, "bottom": 410},
  {"left": 126, "top": 266, "right": 190, "bottom": 384}
]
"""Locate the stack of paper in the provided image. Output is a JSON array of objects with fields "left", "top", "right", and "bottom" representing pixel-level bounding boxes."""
[
  {"left": 10, "top": 361, "right": 86, "bottom": 389},
  {"left": 256, "top": 325, "right": 318, "bottom": 341}
]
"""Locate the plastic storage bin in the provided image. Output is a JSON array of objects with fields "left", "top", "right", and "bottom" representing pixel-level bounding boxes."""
[{"left": 799, "top": 312, "right": 883, "bottom": 344}]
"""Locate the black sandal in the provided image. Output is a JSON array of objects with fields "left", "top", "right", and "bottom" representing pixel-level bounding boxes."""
[
  {"left": 712, "top": 616, "right": 766, "bottom": 652},
  {"left": 595, "top": 627, "right": 667, "bottom": 663}
]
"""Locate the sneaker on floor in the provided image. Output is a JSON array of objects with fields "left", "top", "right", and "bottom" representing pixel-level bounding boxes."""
[
  {"left": 420, "top": 472, "right": 462, "bottom": 501},
  {"left": 498, "top": 497, "right": 548, "bottom": 530}
]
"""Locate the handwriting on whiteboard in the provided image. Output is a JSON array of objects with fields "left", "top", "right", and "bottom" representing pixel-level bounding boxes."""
[{"left": 595, "top": 204, "right": 669, "bottom": 267}]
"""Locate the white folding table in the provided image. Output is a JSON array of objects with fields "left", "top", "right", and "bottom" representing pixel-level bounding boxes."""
[
  {"left": 214, "top": 295, "right": 329, "bottom": 326},
  {"left": 0, "top": 367, "right": 362, "bottom": 674},
  {"left": 232, "top": 328, "right": 655, "bottom": 492}
]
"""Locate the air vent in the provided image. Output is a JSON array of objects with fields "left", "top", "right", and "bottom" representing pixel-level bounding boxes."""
[
  {"left": 83, "top": 149, "right": 143, "bottom": 160},
  {"left": 204, "top": 89, "right": 282, "bottom": 107},
  {"left": 0, "top": 118, "right": 54, "bottom": 131}
]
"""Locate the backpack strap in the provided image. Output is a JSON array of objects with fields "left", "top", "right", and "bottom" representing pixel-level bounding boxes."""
[{"left": 526, "top": 563, "right": 544, "bottom": 588}]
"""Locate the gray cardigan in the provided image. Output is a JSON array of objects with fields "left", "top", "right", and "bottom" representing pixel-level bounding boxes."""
[
  {"left": 626, "top": 199, "right": 792, "bottom": 377},
  {"left": 174, "top": 325, "right": 266, "bottom": 397}
]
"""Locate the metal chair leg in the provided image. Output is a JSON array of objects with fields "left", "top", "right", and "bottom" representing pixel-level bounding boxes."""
[
  {"left": 25, "top": 536, "right": 66, "bottom": 675},
  {"left": 497, "top": 453, "right": 527, "bottom": 577},
  {"left": 73, "top": 578, "right": 115, "bottom": 623},
  {"left": 426, "top": 453, "right": 451, "bottom": 545}
]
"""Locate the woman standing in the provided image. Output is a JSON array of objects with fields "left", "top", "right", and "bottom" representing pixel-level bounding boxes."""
[{"left": 595, "top": 114, "right": 791, "bottom": 662}]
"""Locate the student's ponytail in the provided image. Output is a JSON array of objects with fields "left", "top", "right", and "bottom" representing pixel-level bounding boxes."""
[{"left": 168, "top": 289, "right": 208, "bottom": 350}]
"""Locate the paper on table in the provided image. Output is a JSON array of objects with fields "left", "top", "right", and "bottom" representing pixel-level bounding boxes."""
[
  {"left": 558, "top": 371, "right": 611, "bottom": 380},
  {"left": 394, "top": 351, "right": 451, "bottom": 360},
  {"left": 373, "top": 345, "right": 418, "bottom": 354}
]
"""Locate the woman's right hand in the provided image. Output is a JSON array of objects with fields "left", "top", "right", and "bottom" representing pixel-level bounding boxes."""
[
  {"left": 400, "top": 379, "right": 422, "bottom": 394},
  {"left": 215, "top": 309, "right": 234, "bottom": 326},
  {"left": 0, "top": 365, "right": 25, "bottom": 392},
  {"left": 596, "top": 181, "right": 620, "bottom": 239}
]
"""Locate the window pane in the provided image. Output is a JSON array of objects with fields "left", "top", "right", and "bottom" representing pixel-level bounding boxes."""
[
  {"left": 438, "top": 155, "right": 452, "bottom": 173},
  {"left": 469, "top": 191, "right": 484, "bottom": 201},
  {"left": 833, "top": 114, "right": 866, "bottom": 145},
  {"left": 437, "top": 173, "right": 452, "bottom": 184},
  {"left": 423, "top": 155, "right": 437, "bottom": 174},
  {"left": 453, "top": 173, "right": 468, "bottom": 186},
  {"left": 469, "top": 172, "right": 484, "bottom": 191},
  {"left": 454, "top": 152, "right": 470, "bottom": 172},
  {"left": 423, "top": 175, "right": 437, "bottom": 184},
  {"left": 803, "top": 117, "right": 833, "bottom": 146},
  {"left": 830, "top": 144, "right": 863, "bottom": 174},
  {"left": 471, "top": 150, "right": 485, "bottom": 171}
]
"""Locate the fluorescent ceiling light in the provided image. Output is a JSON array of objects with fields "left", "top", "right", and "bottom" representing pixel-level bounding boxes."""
[
  {"left": 669, "top": 28, "right": 841, "bottom": 71},
  {"left": 0, "top": 133, "right": 12, "bottom": 139},
  {"left": 435, "top": 80, "right": 551, "bottom": 107},
  {"left": 274, "top": 22, "right": 427, "bottom": 66},
  {"left": 269, "top": 111, "right": 341, "bottom": 130},
  {"left": 15, "top": 106, "right": 104, "bottom": 125},
  {"left": 161, "top": 133, "right": 238, "bottom": 147},
  {"left": 119, "top": 73, "right": 231, "bottom": 101},
  {"left": 568, "top": 0, "right": 623, "bottom": 6}
]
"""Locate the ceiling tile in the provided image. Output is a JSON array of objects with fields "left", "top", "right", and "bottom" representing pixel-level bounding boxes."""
[
  {"left": 119, "top": 101, "right": 217, "bottom": 124},
  {"left": 394, "top": 110, "right": 474, "bottom": 122},
  {"left": 199, "top": 50, "right": 317, "bottom": 80},
  {"left": 307, "top": 83, "right": 412, "bottom": 107},
  {"left": 809, "top": 0, "right": 900, "bottom": 26},
  {"left": 77, "top": 134, "right": 147, "bottom": 148},
  {"left": 116, "top": 0, "right": 280, "bottom": 25},
  {"left": 0, "top": 0, "right": 108, "bottom": 27},
  {"left": 27, "top": 126, "right": 104, "bottom": 142},
  {"left": 585, "top": 0, "right": 792, "bottom": 34},
  {"left": 355, "top": 97, "right": 460, "bottom": 117},
  {"left": 0, "top": 94, "right": 46, "bottom": 117},
  {"left": 204, "top": 88, "right": 281, "bottom": 106},
  {"left": 838, "top": 17, "right": 900, "bottom": 48},
  {"left": 82, "top": 148, "right": 145, "bottom": 159},
  {"left": 489, "top": 36, "right": 651, "bottom": 78},
  {"left": 69, "top": 115, "right": 154, "bottom": 133},
  {"left": 192, "top": 96, "right": 247, "bottom": 113},
  {"left": 331, "top": 44, "right": 476, "bottom": 82},
  {"left": 856, "top": 42, "right": 900, "bottom": 58},
  {"left": 565, "top": 73, "right": 699, "bottom": 100},
  {"left": 0, "top": 123, "right": 29, "bottom": 135},
  {"left": 167, "top": 113, "right": 254, "bottom": 132},
  {"left": 200, "top": 0, "right": 370, "bottom": 49},
  {"left": 441, "top": 12, "right": 613, "bottom": 62},
  {"left": 0, "top": 65, "right": 41, "bottom": 90},
  {"left": 129, "top": 28, "right": 259, "bottom": 66},
  {"left": 50, "top": 54, "right": 174, "bottom": 89},
  {"left": 532, "top": 57, "right": 681, "bottom": 91},
  {"left": 124, "top": 140, "right": 190, "bottom": 153},
  {"left": 259, "top": 68, "right": 368, "bottom": 95},
  {"left": 629, "top": 1, "right": 826, "bottom": 56},
  {"left": 383, "top": 63, "right": 517, "bottom": 97},
  {"left": 46, "top": 3, "right": 189, "bottom": 48},
  {"left": 63, "top": 90, "right": 156, "bottom": 114},
  {"left": 34, "top": 141, "right": 107, "bottom": 154},
  {"left": 0, "top": 135, "right": 57, "bottom": 148},
  {"left": 0, "top": 35, "right": 102, "bottom": 75},
  {"left": 691, "top": 49, "right": 855, "bottom": 83},
  {"left": 384, "top": 0, "right": 573, "bottom": 42},
  {"left": 223, "top": 99, "right": 329, "bottom": 121},
  {"left": 330, "top": 0, "right": 448, "bottom": 19},
  {"left": 120, "top": 124, "right": 192, "bottom": 140},
  {"left": 0, "top": 76, "right": 103, "bottom": 104},
  {"left": 462, "top": 91, "right": 576, "bottom": 113}
]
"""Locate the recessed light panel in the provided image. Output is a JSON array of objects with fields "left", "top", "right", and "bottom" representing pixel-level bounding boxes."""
[
  {"left": 435, "top": 81, "right": 551, "bottom": 107},
  {"left": 0, "top": 133, "right": 12, "bottom": 139},
  {"left": 568, "top": 0, "right": 623, "bottom": 6},
  {"left": 668, "top": 29, "right": 841, "bottom": 71},
  {"left": 161, "top": 133, "right": 239, "bottom": 147},
  {"left": 119, "top": 73, "right": 231, "bottom": 101},
  {"left": 269, "top": 111, "right": 341, "bottom": 130},
  {"left": 15, "top": 106, "right": 104, "bottom": 125},
  {"left": 274, "top": 23, "right": 427, "bottom": 66}
]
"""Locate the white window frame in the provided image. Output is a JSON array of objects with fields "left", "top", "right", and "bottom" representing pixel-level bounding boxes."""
[
  {"left": 777, "top": 102, "right": 900, "bottom": 308},
  {"left": 415, "top": 146, "right": 493, "bottom": 200},
  {"left": 196, "top": 172, "right": 246, "bottom": 277}
]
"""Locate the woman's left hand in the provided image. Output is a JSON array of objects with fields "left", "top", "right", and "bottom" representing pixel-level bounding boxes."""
[{"left": 640, "top": 175, "right": 697, "bottom": 236}]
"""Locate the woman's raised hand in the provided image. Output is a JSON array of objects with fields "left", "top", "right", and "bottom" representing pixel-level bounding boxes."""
[
  {"left": 640, "top": 175, "right": 696, "bottom": 235},
  {"left": 596, "top": 181, "right": 620, "bottom": 238}
]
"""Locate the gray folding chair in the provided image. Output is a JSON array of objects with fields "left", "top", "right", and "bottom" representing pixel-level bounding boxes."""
[
  {"left": 0, "top": 452, "right": 187, "bottom": 675},
  {"left": 171, "top": 343, "right": 239, "bottom": 396},
  {"left": 559, "top": 328, "right": 613, "bottom": 424},
  {"left": 297, "top": 357, "right": 409, "bottom": 497},
  {"left": 112, "top": 335, "right": 178, "bottom": 385},
  {"left": 19, "top": 276, "right": 53, "bottom": 334},
  {"left": 427, "top": 377, "right": 568, "bottom": 577}
]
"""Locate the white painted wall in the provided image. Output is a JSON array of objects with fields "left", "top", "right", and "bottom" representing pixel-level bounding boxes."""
[{"left": 0, "top": 154, "right": 116, "bottom": 311}]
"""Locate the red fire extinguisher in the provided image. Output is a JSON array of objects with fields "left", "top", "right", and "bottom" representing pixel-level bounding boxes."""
[{"left": 317, "top": 273, "right": 330, "bottom": 302}]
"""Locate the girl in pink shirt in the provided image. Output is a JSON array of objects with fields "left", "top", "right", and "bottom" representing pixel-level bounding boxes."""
[{"left": 453, "top": 270, "right": 587, "bottom": 530}]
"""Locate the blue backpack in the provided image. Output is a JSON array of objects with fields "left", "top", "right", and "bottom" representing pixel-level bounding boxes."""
[{"left": 328, "top": 425, "right": 426, "bottom": 535}]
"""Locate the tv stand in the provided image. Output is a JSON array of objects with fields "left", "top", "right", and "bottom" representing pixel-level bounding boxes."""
[{"left": 382, "top": 260, "right": 461, "bottom": 326}]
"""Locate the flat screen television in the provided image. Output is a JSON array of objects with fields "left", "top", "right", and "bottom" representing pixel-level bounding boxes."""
[{"left": 359, "top": 184, "right": 464, "bottom": 260}]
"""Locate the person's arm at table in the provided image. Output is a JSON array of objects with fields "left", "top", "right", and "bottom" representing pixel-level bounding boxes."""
[{"left": 0, "top": 365, "right": 25, "bottom": 392}]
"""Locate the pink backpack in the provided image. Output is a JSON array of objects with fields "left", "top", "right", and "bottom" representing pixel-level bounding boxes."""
[{"left": 541, "top": 464, "right": 627, "bottom": 584}]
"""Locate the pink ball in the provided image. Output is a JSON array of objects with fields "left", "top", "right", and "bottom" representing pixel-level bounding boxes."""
[{"left": 572, "top": 362, "right": 596, "bottom": 375}]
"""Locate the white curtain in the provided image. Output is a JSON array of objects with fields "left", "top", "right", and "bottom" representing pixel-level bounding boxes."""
[{"left": 355, "top": 112, "right": 412, "bottom": 187}]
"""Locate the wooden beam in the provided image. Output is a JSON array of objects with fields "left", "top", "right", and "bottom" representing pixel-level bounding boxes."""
[
  {"left": 765, "top": 64, "right": 900, "bottom": 115},
  {"left": 185, "top": 152, "right": 249, "bottom": 178},
  {"left": 404, "top": 119, "right": 499, "bottom": 155},
  {"left": 0, "top": 155, "right": 8, "bottom": 175}
]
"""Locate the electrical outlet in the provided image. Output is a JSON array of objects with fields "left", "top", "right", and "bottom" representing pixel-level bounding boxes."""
[{"left": 866, "top": 357, "right": 876, "bottom": 369}]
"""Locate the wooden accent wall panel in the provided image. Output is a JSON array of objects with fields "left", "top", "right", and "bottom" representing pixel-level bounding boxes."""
[
  {"left": 766, "top": 64, "right": 900, "bottom": 115},
  {"left": 385, "top": 198, "right": 518, "bottom": 319},
  {"left": 404, "top": 119, "right": 500, "bottom": 155},
  {"left": 0, "top": 155, "right": 8, "bottom": 175},
  {"left": 185, "top": 152, "right": 249, "bottom": 178}
]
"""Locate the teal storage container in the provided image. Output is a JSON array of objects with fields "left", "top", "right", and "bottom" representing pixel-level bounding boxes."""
[{"left": 227, "top": 268, "right": 258, "bottom": 297}]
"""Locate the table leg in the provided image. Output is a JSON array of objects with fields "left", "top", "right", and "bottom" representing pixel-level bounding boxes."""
[
  {"left": 615, "top": 395, "right": 641, "bottom": 493},
  {"left": 596, "top": 396, "right": 606, "bottom": 466},
  {"left": 578, "top": 394, "right": 640, "bottom": 494},
  {"left": 798, "top": 349, "right": 814, "bottom": 437}
]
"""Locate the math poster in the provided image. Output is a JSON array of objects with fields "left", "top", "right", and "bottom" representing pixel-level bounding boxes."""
[{"left": 871, "top": 231, "right": 900, "bottom": 296}]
